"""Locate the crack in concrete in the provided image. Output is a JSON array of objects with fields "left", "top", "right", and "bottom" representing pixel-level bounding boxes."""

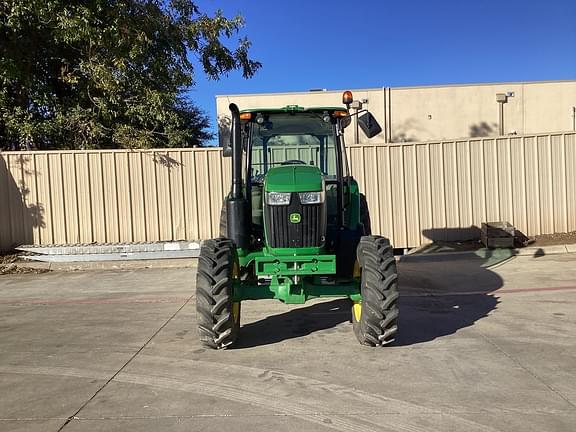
[
  {"left": 0, "top": 360, "right": 504, "bottom": 432},
  {"left": 53, "top": 293, "right": 195, "bottom": 432},
  {"left": 475, "top": 330, "right": 576, "bottom": 411}
]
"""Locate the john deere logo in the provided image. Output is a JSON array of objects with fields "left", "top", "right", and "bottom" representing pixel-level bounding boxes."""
[{"left": 290, "top": 213, "right": 301, "bottom": 224}]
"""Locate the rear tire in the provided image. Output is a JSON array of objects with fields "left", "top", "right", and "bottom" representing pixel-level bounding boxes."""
[
  {"left": 196, "top": 238, "right": 241, "bottom": 349},
  {"left": 359, "top": 193, "right": 371, "bottom": 235},
  {"left": 352, "top": 236, "right": 399, "bottom": 346},
  {"left": 219, "top": 204, "right": 227, "bottom": 237}
]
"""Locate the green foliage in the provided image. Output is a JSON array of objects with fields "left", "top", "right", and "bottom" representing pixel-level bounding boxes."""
[{"left": 0, "top": 0, "right": 260, "bottom": 149}]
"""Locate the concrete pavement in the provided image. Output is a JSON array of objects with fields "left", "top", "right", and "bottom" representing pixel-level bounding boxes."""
[{"left": 0, "top": 253, "right": 575, "bottom": 431}]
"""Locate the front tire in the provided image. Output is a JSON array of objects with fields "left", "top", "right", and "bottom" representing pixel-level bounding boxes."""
[
  {"left": 352, "top": 236, "right": 399, "bottom": 346},
  {"left": 196, "top": 238, "right": 241, "bottom": 349}
]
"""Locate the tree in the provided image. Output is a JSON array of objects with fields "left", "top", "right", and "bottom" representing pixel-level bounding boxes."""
[{"left": 0, "top": 0, "right": 260, "bottom": 150}]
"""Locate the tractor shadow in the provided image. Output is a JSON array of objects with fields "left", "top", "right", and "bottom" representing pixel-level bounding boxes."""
[
  {"left": 235, "top": 227, "right": 508, "bottom": 348},
  {"left": 395, "top": 242, "right": 506, "bottom": 346},
  {"left": 234, "top": 298, "right": 351, "bottom": 349}
]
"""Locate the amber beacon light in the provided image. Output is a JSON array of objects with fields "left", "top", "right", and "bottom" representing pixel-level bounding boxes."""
[{"left": 342, "top": 90, "right": 353, "bottom": 106}]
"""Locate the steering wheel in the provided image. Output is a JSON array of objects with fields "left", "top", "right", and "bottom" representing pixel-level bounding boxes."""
[{"left": 281, "top": 159, "right": 307, "bottom": 165}]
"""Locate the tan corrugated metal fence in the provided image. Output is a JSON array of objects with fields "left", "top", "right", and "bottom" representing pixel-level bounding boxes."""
[
  {"left": 348, "top": 132, "right": 576, "bottom": 247},
  {"left": 0, "top": 149, "right": 231, "bottom": 249},
  {"left": 1, "top": 132, "right": 575, "bottom": 251}
]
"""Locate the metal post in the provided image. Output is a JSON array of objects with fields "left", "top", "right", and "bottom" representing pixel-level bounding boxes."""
[
  {"left": 499, "top": 103, "right": 504, "bottom": 136},
  {"left": 382, "top": 87, "right": 388, "bottom": 143},
  {"left": 349, "top": 100, "right": 363, "bottom": 144},
  {"left": 496, "top": 93, "right": 508, "bottom": 136},
  {"left": 353, "top": 108, "right": 359, "bottom": 144}
]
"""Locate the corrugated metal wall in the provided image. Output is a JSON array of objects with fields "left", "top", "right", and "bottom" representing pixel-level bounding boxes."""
[
  {"left": 1, "top": 132, "right": 575, "bottom": 251},
  {"left": 0, "top": 149, "right": 231, "bottom": 249},
  {"left": 348, "top": 132, "right": 576, "bottom": 247}
]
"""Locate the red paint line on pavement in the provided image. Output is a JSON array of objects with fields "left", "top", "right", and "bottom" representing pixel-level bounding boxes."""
[
  {"left": 401, "top": 285, "right": 576, "bottom": 297},
  {"left": 498, "top": 285, "right": 576, "bottom": 294},
  {"left": 0, "top": 297, "right": 190, "bottom": 306},
  {"left": 1, "top": 285, "right": 576, "bottom": 305}
]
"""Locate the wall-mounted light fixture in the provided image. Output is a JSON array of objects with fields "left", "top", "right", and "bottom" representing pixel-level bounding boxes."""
[{"left": 496, "top": 93, "right": 508, "bottom": 104}]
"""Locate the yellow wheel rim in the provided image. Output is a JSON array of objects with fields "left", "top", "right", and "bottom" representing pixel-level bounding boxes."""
[
  {"left": 353, "top": 259, "right": 361, "bottom": 278},
  {"left": 231, "top": 261, "right": 240, "bottom": 324},
  {"left": 353, "top": 302, "right": 362, "bottom": 322},
  {"left": 232, "top": 302, "right": 241, "bottom": 324}
]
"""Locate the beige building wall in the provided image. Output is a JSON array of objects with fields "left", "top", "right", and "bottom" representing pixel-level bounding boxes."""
[
  {"left": 2, "top": 131, "right": 575, "bottom": 251},
  {"left": 216, "top": 80, "right": 576, "bottom": 144}
]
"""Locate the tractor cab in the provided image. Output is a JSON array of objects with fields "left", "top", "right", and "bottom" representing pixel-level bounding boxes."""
[
  {"left": 222, "top": 97, "right": 371, "bottom": 255},
  {"left": 237, "top": 105, "right": 355, "bottom": 254}
]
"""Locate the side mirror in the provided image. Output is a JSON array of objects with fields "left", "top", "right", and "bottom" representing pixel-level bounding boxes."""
[
  {"left": 218, "top": 115, "right": 232, "bottom": 157},
  {"left": 357, "top": 111, "right": 382, "bottom": 139},
  {"left": 339, "top": 116, "right": 352, "bottom": 129}
]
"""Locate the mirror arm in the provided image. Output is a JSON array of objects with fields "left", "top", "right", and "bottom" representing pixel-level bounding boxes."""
[{"left": 344, "top": 109, "right": 369, "bottom": 119}]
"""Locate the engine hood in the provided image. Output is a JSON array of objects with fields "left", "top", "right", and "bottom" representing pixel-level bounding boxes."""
[{"left": 264, "top": 165, "right": 323, "bottom": 193}]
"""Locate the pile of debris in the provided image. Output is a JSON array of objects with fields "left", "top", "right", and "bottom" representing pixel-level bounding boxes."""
[{"left": 0, "top": 253, "right": 48, "bottom": 275}]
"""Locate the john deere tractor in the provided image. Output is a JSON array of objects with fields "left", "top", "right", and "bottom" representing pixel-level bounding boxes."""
[{"left": 196, "top": 91, "right": 399, "bottom": 348}]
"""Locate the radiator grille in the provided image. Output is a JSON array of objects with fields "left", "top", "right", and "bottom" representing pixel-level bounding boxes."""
[{"left": 265, "top": 193, "right": 325, "bottom": 248}]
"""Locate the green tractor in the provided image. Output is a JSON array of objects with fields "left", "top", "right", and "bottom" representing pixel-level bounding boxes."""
[{"left": 196, "top": 91, "right": 399, "bottom": 348}]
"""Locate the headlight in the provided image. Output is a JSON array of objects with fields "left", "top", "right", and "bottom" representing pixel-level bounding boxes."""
[
  {"left": 298, "top": 191, "right": 324, "bottom": 205},
  {"left": 266, "top": 191, "right": 291, "bottom": 206}
]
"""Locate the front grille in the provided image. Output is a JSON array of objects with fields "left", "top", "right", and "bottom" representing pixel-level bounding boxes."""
[{"left": 265, "top": 192, "right": 325, "bottom": 248}]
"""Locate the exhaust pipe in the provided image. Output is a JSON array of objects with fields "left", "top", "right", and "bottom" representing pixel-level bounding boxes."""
[
  {"left": 226, "top": 103, "right": 249, "bottom": 249},
  {"left": 230, "top": 104, "right": 243, "bottom": 200}
]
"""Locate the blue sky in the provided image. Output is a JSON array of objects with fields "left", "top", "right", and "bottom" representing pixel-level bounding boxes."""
[{"left": 190, "top": 0, "right": 576, "bottom": 144}]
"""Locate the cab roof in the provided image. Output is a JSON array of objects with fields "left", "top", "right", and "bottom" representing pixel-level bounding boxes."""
[{"left": 240, "top": 105, "right": 346, "bottom": 114}]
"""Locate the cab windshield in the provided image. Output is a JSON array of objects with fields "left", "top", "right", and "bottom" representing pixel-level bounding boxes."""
[{"left": 248, "top": 112, "right": 338, "bottom": 182}]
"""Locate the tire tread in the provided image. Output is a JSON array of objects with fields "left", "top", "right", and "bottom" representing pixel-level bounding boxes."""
[
  {"left": 196, "top": 238, "right": 239, "bottom": 349},
  {"left": 353, "top": 235, "right": 400, "bottom": 347}
]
